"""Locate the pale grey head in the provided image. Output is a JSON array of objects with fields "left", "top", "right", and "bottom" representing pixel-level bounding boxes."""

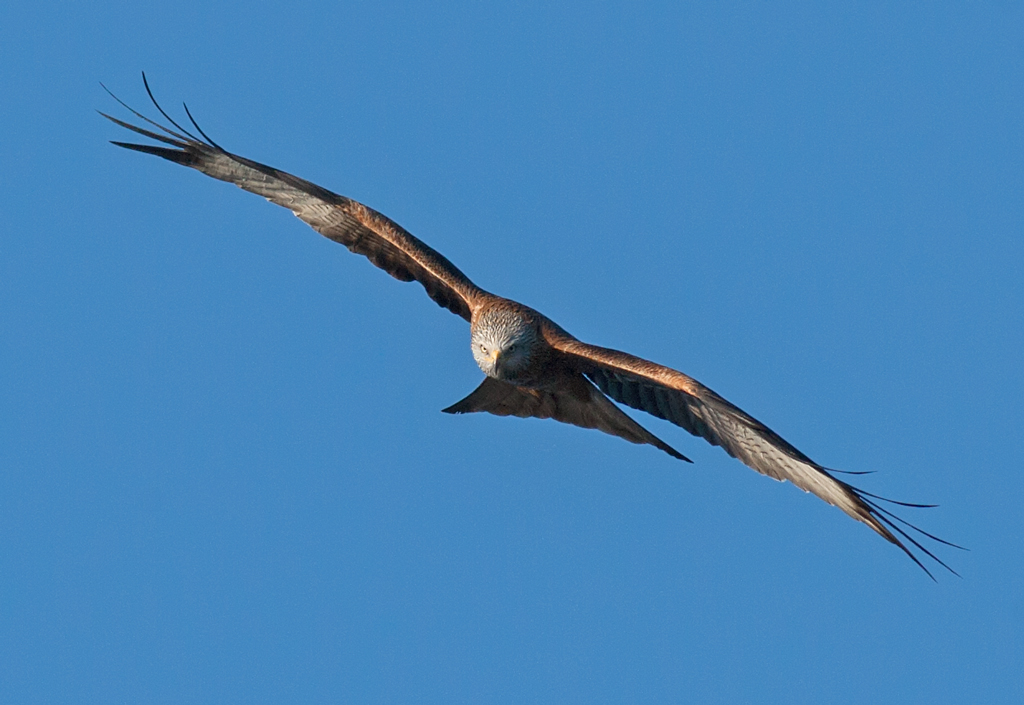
[{"left": 470, "top": 306, "right": 540, "bottom": 382}]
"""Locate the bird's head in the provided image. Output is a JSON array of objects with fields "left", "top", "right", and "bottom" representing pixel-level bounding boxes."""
[{"left": 471, "top": 306, "right": 538, "bottom": 380}]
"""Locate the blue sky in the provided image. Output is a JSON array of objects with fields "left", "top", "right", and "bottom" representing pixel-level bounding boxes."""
[{"left": 2, "top": 2, "right": 1022, "bottom": 703}]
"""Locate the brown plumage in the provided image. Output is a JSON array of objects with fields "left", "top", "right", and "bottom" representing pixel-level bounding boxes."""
[{"left": 102, "top": 76, "right": 960, "bottom": 577}]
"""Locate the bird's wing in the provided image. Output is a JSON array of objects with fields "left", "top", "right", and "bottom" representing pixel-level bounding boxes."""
[
  {"left": 442, "top": 376, "right": 691, "bottom": 463},
  {"left": 546, "top": 330, "right": 958, "bottom": 577},
  {"left": 101, "top": 80, "right": 485, "bottom": 321}
]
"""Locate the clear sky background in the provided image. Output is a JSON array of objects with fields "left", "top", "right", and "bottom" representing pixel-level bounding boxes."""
[{"left": 2, "top": 2, "right": 1022, "bottom": 703}]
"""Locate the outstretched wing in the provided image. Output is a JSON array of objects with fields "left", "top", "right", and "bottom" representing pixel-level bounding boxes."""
[
  {"left": 442, "top": 376, "right": 691, "bottom": 462},
  {"left": 546, "top": 330, "right": 960, "bottom": 577},
  {"left": 101, "top": 78, "right": 486, "bottom": 321}
]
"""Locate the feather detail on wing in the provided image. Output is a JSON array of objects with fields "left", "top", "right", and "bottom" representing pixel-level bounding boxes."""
[
  {"left": 546, "top": 331, "right": 962, "bottom": 578},
  {"left": 101, "top": 77, "right": 484, "bottom": 321},
  {"left": 442, "top": 376, "right": 691, "bottom": 463}
]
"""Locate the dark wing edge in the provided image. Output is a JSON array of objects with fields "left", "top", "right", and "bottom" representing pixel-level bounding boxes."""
[
  {"left": 442, "top": 376, "right": 692, "bottom": 463},
  {"left": 100, "top": 75, "right": 485, "bottom": 321},
  {"left": 547, "top": 332, "right": 963, "bottom": 579}
]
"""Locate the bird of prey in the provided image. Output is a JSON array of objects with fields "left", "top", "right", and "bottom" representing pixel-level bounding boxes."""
[{"left": 102, "top": 77, "right": 959, "bottom": 577}]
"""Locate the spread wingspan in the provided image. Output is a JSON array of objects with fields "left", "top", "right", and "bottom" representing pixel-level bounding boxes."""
[{"left": 103, "top": 76, "right": 959, "bottom": 578}]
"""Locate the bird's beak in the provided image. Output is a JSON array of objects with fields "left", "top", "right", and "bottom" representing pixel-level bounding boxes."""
[{"left": 490, "top": 349, "right": 501, "bottom": 363}]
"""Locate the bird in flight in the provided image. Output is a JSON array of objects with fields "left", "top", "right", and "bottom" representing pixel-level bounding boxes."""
[{"left": 102, "top": 76, "right": 959, "bottom": 578}]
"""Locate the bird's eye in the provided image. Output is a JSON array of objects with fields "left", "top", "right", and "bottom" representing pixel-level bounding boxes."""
[
  {"left": 479, "top": 344, "right": 486, "bottom": 353},
  {"left": 508, "top": 344, "right": 516, "bottom": 352}
]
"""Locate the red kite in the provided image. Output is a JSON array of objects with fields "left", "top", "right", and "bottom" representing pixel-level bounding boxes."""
[{"left": 103, "top": 77, "right": 959, "bottom": 577}]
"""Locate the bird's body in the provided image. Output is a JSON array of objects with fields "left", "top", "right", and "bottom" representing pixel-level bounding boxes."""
[{"left": 102, "top": 77, "right": 959, "bottom": 577}]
